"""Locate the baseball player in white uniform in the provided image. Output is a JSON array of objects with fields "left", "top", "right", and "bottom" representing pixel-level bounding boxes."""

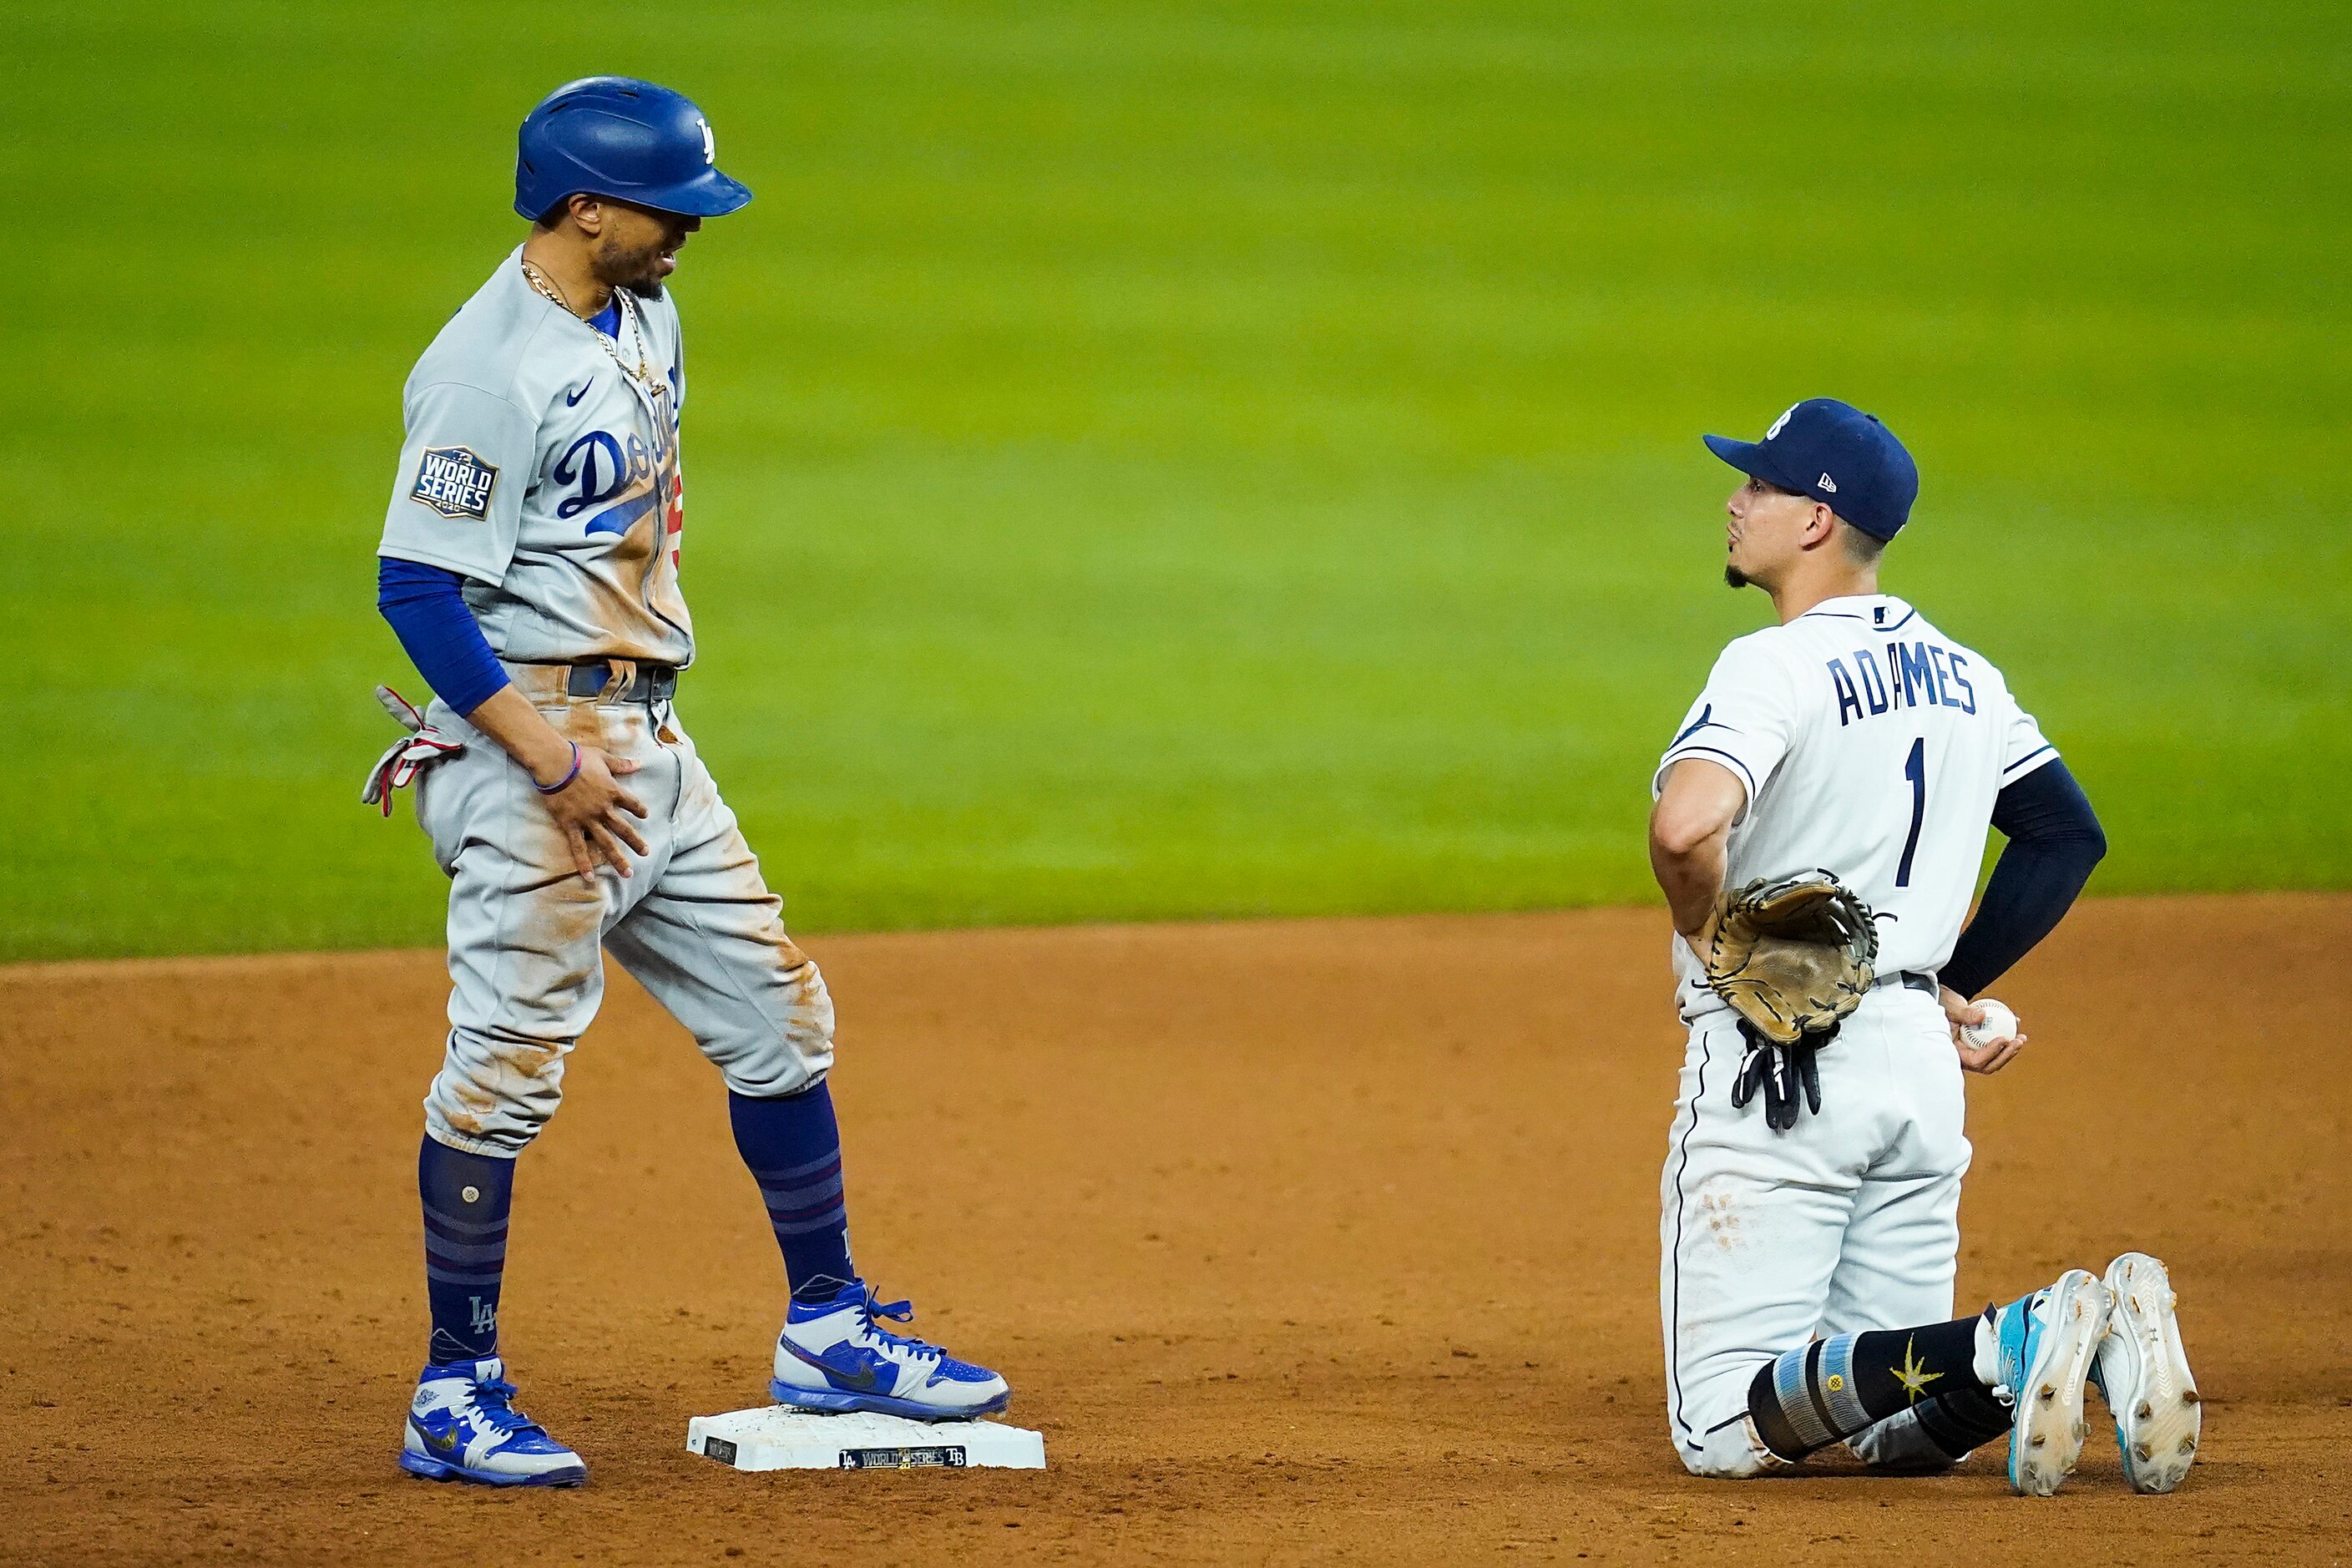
[
  {"left": 1646, "top": 399, "right": 2201, "bottom": 1495},
  {"left": 365, "top": 78, "right": 1007, "bottom": 1488}
]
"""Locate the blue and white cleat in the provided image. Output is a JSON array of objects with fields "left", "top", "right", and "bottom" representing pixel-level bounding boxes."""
[
  {"left": 770, "top": 1280, "right": 1010, "bottom": 1420},
  {"left": 1987, "top": 1269, "right": 2113, "bottom": 1497},
  {"left": 397, "top": 1357, "right": 588, "bottom": 1487},
  {"left": 2090, "top": 1252, "right": 2202, "bottom": 1494}
]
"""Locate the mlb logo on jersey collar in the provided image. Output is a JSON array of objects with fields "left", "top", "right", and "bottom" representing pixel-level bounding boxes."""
[{"left": 1702, "top": 398, "right": 1918, "bottom": 540}]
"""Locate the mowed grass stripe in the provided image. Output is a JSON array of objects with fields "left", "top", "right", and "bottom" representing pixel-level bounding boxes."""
[{"left": 7, "top": 1, "right": 2344, "bottom": 958}]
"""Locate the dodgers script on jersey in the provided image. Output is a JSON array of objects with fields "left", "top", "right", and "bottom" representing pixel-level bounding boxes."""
[
  {"left": 379, "top": 246, "right": 692, "bottom": 665},
  {"left": 1654, "top": 593, "right": 2056, "bottom": 994}
]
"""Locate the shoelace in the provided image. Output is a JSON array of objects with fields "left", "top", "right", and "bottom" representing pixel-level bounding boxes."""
[
  {"left": 857, "top": 1289, "right": 945, "bottom": 1365},
  {"left": 463, "top": 1378, "right": 549, "bottom": 1438}
]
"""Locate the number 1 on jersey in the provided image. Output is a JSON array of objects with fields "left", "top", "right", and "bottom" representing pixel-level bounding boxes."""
[{"left": 1897, "top": 737, "right": 1926, "bottom": 887}]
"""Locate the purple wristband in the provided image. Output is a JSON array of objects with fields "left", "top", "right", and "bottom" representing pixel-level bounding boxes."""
[{"left": 534, "top": 741, "right": 582, "bottom": 795}]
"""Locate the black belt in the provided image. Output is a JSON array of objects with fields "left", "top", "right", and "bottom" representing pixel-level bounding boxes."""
[
  {"left": 564, "top": 661, "right": 678, "bottom": 702},
  {"left": 1876, "top": 971, "right": 1938, "bottom": 996}
]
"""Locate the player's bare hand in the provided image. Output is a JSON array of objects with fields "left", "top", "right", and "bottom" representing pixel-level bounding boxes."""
[
  {"left": 1940, "top": 984, "right": 2028, "bottom": 1075},
  {"left": 536, "top": 746, "right": 649, "bottom": 879}
]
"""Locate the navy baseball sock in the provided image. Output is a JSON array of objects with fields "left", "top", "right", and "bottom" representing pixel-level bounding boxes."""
[
  {"left": 1747, "top": 1316, "right": 1990, "bottom": 1461},
  {"left": 1902, "top": 1383, "right": 2014, "bottom": 1461},
  {"left": 729, "top": 1083, "right": 856, "bottom": 1303},
  {"left": 419, "top": 1136, "right": 514, "bottom": 1364}
]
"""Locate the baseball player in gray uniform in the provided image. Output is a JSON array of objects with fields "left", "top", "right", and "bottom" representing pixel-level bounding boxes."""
[
  {"left": 366, "top": 78, "right": 1006, "bottom": 1488},
  {"left": 1648, "top": 399, "right": 2202, "bottom": 1495}
]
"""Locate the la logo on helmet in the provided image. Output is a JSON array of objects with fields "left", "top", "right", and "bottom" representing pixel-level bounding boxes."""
[{"left": 700, "top": 119, "right": 715, "bottom": 164}]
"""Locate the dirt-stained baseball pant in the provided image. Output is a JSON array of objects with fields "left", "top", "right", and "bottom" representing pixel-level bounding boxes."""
[
  {"left": 1660, "top": 985, "right": 1972, "bottom": 1477},
  {"left": 411, "top": 664, "right": 833, "bottom": 1157}
]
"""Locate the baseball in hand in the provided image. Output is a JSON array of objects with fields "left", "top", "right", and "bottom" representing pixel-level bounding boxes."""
[{"left": 1960, "top": 999, "right": 2020, "bottom": 1048}]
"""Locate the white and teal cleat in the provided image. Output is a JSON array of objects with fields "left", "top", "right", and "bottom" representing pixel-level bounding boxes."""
[
  {"left": 2090, "top": 1252, "right": 2202, "bottom": 1494},
  {"left": 1987, "top": 1269, "right": 2112, "bottom": 1497}
]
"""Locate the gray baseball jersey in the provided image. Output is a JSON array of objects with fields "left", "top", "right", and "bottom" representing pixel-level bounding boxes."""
[
  {"left": 379, "top": 245, "right": 694, "bottom": 666},
  {"left": 378, "top": 250, "right": 832, "bottom": 1159}
]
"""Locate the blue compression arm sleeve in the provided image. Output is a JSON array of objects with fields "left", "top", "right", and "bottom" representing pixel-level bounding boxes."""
[
  {"left": 377, "top": 557, "right": 511, "bottom": 716},
  {"left": 1940, "top": 759, "right": 2107, "bottom": 998}
]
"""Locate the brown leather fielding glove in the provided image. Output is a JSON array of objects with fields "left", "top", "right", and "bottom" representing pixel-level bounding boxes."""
[{"left": 1703, "top": 870, "right": 1879, "bottom": 1045}]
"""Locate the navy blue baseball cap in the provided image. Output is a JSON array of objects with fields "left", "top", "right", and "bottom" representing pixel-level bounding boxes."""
[
  {"left": 515, "top": 78, "right": 752, "bottom": 220},
  {"left": 1702, "top": 398, "right": 1920, "bottom": 541}
]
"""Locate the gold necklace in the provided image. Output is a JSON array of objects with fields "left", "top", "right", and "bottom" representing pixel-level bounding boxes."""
[{"left": 518, "top": 257, "right": 667, "bottom": 404}]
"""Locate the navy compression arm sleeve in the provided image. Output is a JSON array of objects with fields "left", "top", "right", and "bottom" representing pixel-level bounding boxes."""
[
  {"left": 1940, "top": 759, "right": 2107, "bottom": 998},
  {"left": 377, "top": 557, "right": 511, "bottom": 716}
]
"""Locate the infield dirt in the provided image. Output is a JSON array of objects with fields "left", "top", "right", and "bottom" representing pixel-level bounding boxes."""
[{"left": 5, "top": 895, "right": 2347, "bottom": 1565}]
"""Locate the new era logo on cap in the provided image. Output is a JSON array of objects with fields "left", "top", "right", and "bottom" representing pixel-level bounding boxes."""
[{"left": 1818, "top": 473, "right": 1838, "bottom": 492}]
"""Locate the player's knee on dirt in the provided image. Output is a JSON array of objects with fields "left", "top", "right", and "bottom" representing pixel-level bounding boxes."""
[{"left": 1677, "top": 1413, "right": 1791, "bottom": 1479}]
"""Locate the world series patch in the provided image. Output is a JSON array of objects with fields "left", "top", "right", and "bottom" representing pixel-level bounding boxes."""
[{"left": 412, "top": 446, "right": 499, "bottom": 520}]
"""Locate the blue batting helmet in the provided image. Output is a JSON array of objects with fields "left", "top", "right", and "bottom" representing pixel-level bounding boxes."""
[{"left": 513, "top": 77, "right": 752, "bottom": 221}]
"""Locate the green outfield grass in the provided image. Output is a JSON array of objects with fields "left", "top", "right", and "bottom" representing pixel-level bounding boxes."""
[{"left": 9, "top": 0, "right": 2345, "bottom": 959}]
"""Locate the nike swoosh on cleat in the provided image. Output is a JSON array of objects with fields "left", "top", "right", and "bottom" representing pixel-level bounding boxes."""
[
  {"left": 412, "top": 1416, "right": 462, "bottom": 1453},
  {"left": 782, "top": 1339, "right": 886, "bottom": 1392}
]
